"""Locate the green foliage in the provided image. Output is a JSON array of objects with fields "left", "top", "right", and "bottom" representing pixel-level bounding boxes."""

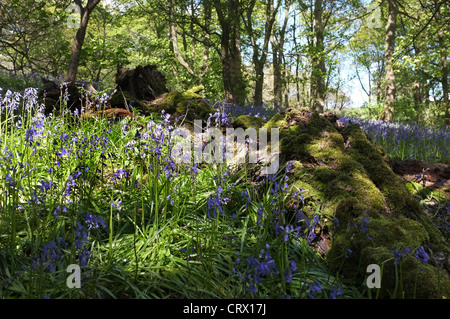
[{"left": 0, "top": 72, "right": 42, "bottom": 92}]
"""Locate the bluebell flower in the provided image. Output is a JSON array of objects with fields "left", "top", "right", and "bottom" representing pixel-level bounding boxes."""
[
  {"left": 308, "top": 281, "right": 323, "bottom": 298},
  {"left": 343, "top": 248, "right": 352, "bottom": 259},
  {"left": 330, "top": 286, "right": 343, "bottom": 299},
  {"left": 84, "top": 214, "right": 106, "bottom": 230},
  {"left": 414, "top": 246, "right": 430, "bottom": 264},
  {"left": 39, "top": 179, "right": 54, "bottom": 193},
  {"left": 392, "top": 248, "right": 404, "bottom": 265},
  {"left": 333, "top": 217, "right": 340, "bottom": 228},
  {"left": 284, "top": 268, "right": 293, "bottom": 283},
  {"left": 36, "top": 238, "right": 68, "bottom": 272},
  {"left": 361, "top": 214, "right": 370, "bottom": 234},
  {"left": 112, "top": 199, "right": 122, "bottom": 211},
  {"left": 60, "top": 133, "right": 69, "bottom": 141},
  {"left": 25, "top": 127, "right": 37, "bottom": 145},
  {"left": 290, "top": 260, "right": 297, "bottom": 271},
  {"left": 241, "top": 190, "right": 251, "bottom": 209},
  {"left": 247, "top": 282, "right": 257, "bottom": 295},
  {"left": 53, "top": 205, "right": 61, "bottom": 218},
  {"left": 257, "top": 205, "right": 264, "bottom": 226},
  {"left": 5, "top": 173, "right": 15, "bottom": 187}
]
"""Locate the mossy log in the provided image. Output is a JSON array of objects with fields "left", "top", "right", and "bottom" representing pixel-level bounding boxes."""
[
  {"left": 232, "top": 115, "right": 267, "bottom": 130},
  {"left": 114, "top": 64, "right": 169, "bottom": 101},
  {"left": 110, "top": 85, "right": 217, "bottom": 124},
  {"left": 262, "top": 108, "right": 450, "bottom": 298}
]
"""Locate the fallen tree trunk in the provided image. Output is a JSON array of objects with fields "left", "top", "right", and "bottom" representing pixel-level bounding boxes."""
[
  {"left": 114, "top": 64, "right": 169, "bottom": 103},
  {"left": 39, "top": 64, "right": 216, "bottom": 124},
  {"left": 110, "top": 65, "right": 216, "bottom": 123}
]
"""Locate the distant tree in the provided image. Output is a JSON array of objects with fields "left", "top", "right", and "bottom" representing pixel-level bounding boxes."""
[
  {"left": 435, "top": 0, "right": 449, "bottom": 128},
  {"left": 380, "top": 0, "right": 397, "bottom": 122},
  {"left": 65, "top": 0, "right": 101, "bottom": 84},
  {"left": 213, "top": 0, "right": 247, "bottom": 105},
  {"left": 242, "top": 0, "right": 281, "bottom": 107},
  {"left": 0, "top": 0, "right": 69, "bottom": 76},
  {"left": 271, "top": 0, "right": 290, "bottom": 108}
]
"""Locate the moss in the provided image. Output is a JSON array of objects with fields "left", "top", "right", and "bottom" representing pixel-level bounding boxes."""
[
  {"left": 264, "top": 112, "right": 288, "bottom": 130},
  {"left": 174, "top": 86, "right": 216, "bottom": 120},
  {"left": 265, "top": 109, "right": 450, "bottom": 298},
  {"left": 361, "top": 247, "right": 450, "bottom": 298},
  {"left": 136, "top": 86, "right": 217, "bottom": 123},
  {"left": 328, "top": 212, "right": 447, "bottom": 298},
  {"left": 341, "top": 124, "right": 448, "bottom": 252},
  {"left": 109, "top": 86, "right": 216, "bottom": 123},
  {"left": 233, "top": 115, "right": 266, "bottom": 130},
  {"left": 368, "top": 215, "right": 430, "bottom": 247},
  {"left": 109, "top": 90, "right": 147, "bottom": 110},
  {"left": 342, "top": 124, "right": 415, "bottom": 216}
]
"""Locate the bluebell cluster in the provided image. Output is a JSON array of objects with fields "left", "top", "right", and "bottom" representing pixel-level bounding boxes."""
[
  {"left": 392, "top": 245, "right": 430, "bottom": 268},
  {"left": 339, "top": 117, "right": 450, "bottom": 163}
]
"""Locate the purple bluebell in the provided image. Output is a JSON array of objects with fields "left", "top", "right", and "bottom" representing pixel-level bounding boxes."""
[{"left": 414, "top": 246, "right": 430, "bottom": 264}]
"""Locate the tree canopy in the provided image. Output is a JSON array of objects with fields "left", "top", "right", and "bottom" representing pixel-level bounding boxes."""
[{"left": 0, "top": 0, "right": 448, "bottom": 125}]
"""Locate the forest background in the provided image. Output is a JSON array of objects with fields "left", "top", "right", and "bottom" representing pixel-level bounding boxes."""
[{"left": 0, "top": 0, "right": 448, "bottom": 126}]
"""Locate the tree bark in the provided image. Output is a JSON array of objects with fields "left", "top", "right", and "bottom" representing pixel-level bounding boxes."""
[
  {"left": 413, "top": 43, "right": 422, "bottom": 123},
  {"left": 436, "top": 3, "right": 449, "bottom": 128},
  {"left": 65, "top": 0, "right": 101, "bottom": 85},
  {"left": 311, "top": 0, "right": 326, "bottom": 113},
  {"left": 244, "top": 0, "right": 280, "bottom": 107},
  {"left": 201, "top": 0, "right": 211, "bottom": 75},
  {"left": 381, "top": 0, "right": 397, "bottom": 122},
  {"left": 271, "top": 0, "right": 290, "bottom": 107},
  {"left": 214, "top": 0, "right": 246, "bottom": 105},
  {"left": 271, "top": 33, "right": 281, "bottom": 106},
  {"left": 412, "top": 5, "right": 423, "bottom": 124},
  {"left": 169, "top": 19, "right": 196, "bottom": 76}
]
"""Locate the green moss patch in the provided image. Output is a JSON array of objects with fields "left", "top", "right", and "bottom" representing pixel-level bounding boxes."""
[
  {"left": 264, "top": 109, "right": 450, "bottom": 298},
  {"left": 233, "top": 115, "right": 267, "bottom": 130},
  {"left": 110, "top": 85, "right": 217, "bottom": 123}
]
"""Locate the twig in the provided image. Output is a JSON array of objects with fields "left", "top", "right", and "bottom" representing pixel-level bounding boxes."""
[{"left": 118, "top": 86, "right": 130, "bottom": 113}]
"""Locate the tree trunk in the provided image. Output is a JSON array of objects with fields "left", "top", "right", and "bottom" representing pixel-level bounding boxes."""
[
  {"left": 311, "top": 0, "right": 326, "bottom": 113},
  {"left": 272, "top": 34, "right": 282, "bottom": 106},
  {"left": 424, "top": 81, "right": 430, "bottom": 123},
  {"left": 244, "top": 0, "right": 279, "bottom": 107},
  {"left": 169, "top": 19, "right": 196, "bottom": 76},
  {"left": 413, "top": 43, "right": 422, "bottom": 123},
  {"left": 412, "top": 6, "right": 423, "bottom": 124},
  {"left": 293, "top": 10, "right": 301, "bottom": 105},
  {"left": 271, "top": 0, "right": 290, "bottom": 107},
  {"left": 201, "top": 0, "right": 211, "bottom": 74},
  {"left": 381, "top": 0, "right": 397, "bottom": 122},
  {"left": 65, "top": 0, "right": 101, "bottom": 85},
  {"left": 253, "top": 60, "right": 265, "bottom": 107},
  {"left": 436, "top": 4, "right": 449, "bottom": 128},
  {"left": 214, "top": 0, "right": 246, "bottom": 105}
]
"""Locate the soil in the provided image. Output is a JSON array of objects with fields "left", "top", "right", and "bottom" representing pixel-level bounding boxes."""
[{"left": 391, "top": 159, "right": 450, "bottom": 191}]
